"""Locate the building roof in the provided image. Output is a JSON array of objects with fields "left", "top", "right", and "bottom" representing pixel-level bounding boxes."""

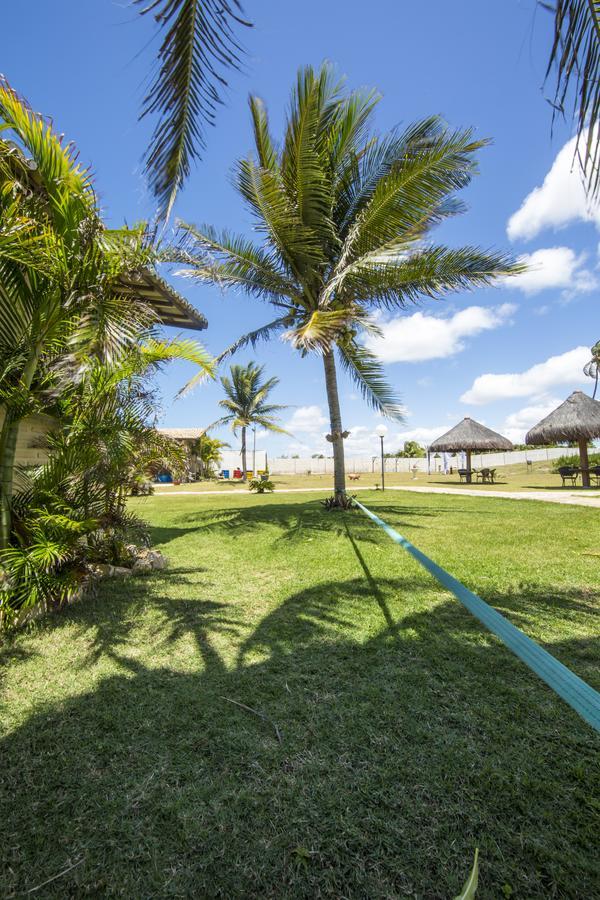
[
  {"left": 158, "top": 427, "right": 207, "bottom": 441},
  {"left": 3, "top": 143, "right": 206, "bottom": 332},
  {"left": 526, "top": 391, "right": 600, "bottom": 445},
  {"left": 117, "top": 269, "right": 207, "bottom": 332},
  {"left": 429, "top": 417, "right": 513, "bottom": 452}
]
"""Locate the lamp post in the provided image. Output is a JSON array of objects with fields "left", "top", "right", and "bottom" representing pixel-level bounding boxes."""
[
  {"left": 376, "top": 425, "right": 386, "bottom": 491},
  {"left": 252, "top": 427, "right": 256, "bottom": 477}
]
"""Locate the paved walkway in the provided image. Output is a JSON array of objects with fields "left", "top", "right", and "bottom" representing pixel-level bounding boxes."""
[{"left": 154, "top": 484, "right": 600, "bottom": 508}]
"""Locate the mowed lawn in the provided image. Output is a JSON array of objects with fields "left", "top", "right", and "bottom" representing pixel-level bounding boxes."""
[
  {"left": 151, "top": 459, "right": 599, "bottom": 494},
  {"left": 1, "top": 491, "right": 599, "bottom": 898}
]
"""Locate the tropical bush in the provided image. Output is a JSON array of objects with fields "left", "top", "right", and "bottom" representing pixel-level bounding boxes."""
[
  {"left": 552, "top": 452, "right": 600, "bottom": 471},
  {"left": 1, "top": 343, "right": 210, "bottom": 627},
  {"left": 0, "top": 83, "right": 214, "bottom": 626},
  {"left": 248, "top": 478, "right": 275, "bottom": 493},
  {"left": 321, "top": 494, "right": 356, "bottom": 511}
]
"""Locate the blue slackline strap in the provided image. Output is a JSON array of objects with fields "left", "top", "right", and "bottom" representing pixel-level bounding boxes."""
[{"left": 353, "top": 497, "right": 600, "bottom": 733}]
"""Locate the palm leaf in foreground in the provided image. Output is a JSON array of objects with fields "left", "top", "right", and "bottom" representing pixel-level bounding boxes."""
[
  {"left": 136, "top": 0, "right": 252, "bottom": 220},
  {"left": 544, "top": 0, "right": 600, "bottom": 198}
]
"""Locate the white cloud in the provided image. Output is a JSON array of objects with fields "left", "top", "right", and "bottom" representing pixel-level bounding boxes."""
[
  {"left": 365, "top": 304, "right": 515, "bottom": 363},
  {"left": 500, "top": 397, "right": 562, "bottom": 444},
  {"left": 461, "top": 346, "right": 590, "bottom": 405},
  {"left": 285, "top": 405, "right": 328, "bottom": 434},
  {"left": 395, "top": 425, "right": 449, "bottom": 446},
  {"left": 508, "top": 247, "right": 597, "bottom": 295},
  {"left": 507, "top": 132, "right": 600, "bottom": 241}
]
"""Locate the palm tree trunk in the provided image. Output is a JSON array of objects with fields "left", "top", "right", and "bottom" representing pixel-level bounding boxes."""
[
  {"left": 241, "top": 426, "right": 247, "bottom": 481},
  {"left": 0, "top": 343, "right": 42, "bottom": 550},
  {"left": 0, "top": 420, "right": 19, "bottom": 550},
  {"left": 323, "top": 349, "right": 346, "bottom": 502}
]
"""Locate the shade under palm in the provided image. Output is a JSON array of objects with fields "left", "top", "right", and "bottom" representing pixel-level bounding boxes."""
[
  {"left": 175, "top": 63, "right": 520, "bottom": 502},
  {"left": 209, "top": 362, "right": 288, "bottom": 480}
]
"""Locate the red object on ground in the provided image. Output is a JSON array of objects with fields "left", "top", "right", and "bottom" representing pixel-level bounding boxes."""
[{"left": 233, "top": 468, "right": 243, "bottom": 479}]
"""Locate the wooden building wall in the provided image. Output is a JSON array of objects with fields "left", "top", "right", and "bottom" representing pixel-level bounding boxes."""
[{"left": 0, "top": 409, "right": 53, "bottom": 470}]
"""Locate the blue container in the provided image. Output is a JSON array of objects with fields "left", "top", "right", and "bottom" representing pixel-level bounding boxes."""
[{"left": 221, "top": 469, "right": 230, "bottom": 479}]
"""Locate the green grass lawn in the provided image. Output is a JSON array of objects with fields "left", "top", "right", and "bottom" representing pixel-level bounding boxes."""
[
  {"left": 1, "top": 490, "right": 599, "bottom": 897},
  {"left": 154, "top": 460, "right": 600, "bottom": 494}
]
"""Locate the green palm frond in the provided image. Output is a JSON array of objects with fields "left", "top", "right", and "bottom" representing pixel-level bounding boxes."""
[
  {"left": 248, "top": 417, "right": 291, "bottom": 436},
  {"left": 338, "top": 246, "right": 522, "bottom": 311},
  {"left": 337, "top": 119, "right": 486, "bottom": 269},
  {"left": 214, "top": 316, "right": 291, "bottom": 364},
  {"left": 136, "top": 0, "right": 252, "bottom": 220},
  {"left": 140, "top": 336, "right": 215, "bottom": 376},
  {"left": 209, "top": 361, "right": 289, "bottom": 436},
  {"left": 544, "top": 0, "right": 600, "bottom": 198},
  {"left": 337, "top": 340, "right": 404, "bottom": 420},
  {"left": 283, "top": 308, "right": 356, "bottom": 352},
  {"left": 280, "top": 65, "right": 339, "bottom": 241},
  {"left": 174, "top": 222, "right": 299, "bottom": 304},
  {"left": 0, "top": 78, "right": 95, "bottom": 229},
  {"left": 249, "top": 95, "right": 278, "bottom": 169}
]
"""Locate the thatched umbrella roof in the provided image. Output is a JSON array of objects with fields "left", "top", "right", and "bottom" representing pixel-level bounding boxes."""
[
  {"left": 429, "top": 417, "right": 513, "bottom": 452},
  {"left": 158, "top": 427, "right": 207, "bottom": 441},
  {"left": 525, "top": 391, "right": 600, "bottom": 445}
]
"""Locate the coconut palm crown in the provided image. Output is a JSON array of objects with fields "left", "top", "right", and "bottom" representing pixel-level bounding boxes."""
[
  {"left": 175, "top": 63, "right": 520, "bottom": 500},
  {"left": 210, "top": 362, "right": 288, "bottom": 479}
]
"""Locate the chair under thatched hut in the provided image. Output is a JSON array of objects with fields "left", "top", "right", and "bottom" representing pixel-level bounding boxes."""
[
  {"left": 429, "top": 418, "right": 513, "bottom": 483},
  {"left": 526, "top": 391, "right": 600, "bottom": 487}
]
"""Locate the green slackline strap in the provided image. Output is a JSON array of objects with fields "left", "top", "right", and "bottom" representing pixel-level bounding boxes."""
[{"left": 353, "top": 498, "right": 600, "bottom": 733}]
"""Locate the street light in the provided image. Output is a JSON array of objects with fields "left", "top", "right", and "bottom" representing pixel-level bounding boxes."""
[{"left": 375, "top": 424, "right": 386, "bottom": 491}]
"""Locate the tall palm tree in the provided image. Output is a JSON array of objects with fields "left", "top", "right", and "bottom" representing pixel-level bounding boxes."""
[
  {"left": 210, "top": 362, "right": 288, "bottom": 479},
  {"left": 174, "top": 64, "right": 520, "bottom": 503},
  {"left": 0, "top": 80, "right": 214, "bottom": 548}
]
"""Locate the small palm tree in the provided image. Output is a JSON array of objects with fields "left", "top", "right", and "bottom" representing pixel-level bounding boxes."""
[
  {"left": 175, "top": 64, "right": 520, "bottom": 503},
  {"left": 210, "top": 363, "right": 288, "bottom": 480}
]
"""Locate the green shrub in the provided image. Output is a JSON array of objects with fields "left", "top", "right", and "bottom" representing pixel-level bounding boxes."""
[
  {"left": 552, "top": 452, "right": 600, "bottom": 471},
  {"left": 320, "top": 494, "right": 356, "bottom": 510},
  {"left": 248, "top": 478, "right": 275, "bottom": 493}
]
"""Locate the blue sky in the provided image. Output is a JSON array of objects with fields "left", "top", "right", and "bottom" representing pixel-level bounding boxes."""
[{"left": 4, "top": 1, "right": 598, "bottom": 456}]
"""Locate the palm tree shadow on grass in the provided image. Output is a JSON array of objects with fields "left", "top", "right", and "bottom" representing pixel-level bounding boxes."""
[
  {"left": 1, "top": 573, "right": 598, "bottom": 898},
  {"left": 146, "top": 498, "right": 442, "bottom": 550}
]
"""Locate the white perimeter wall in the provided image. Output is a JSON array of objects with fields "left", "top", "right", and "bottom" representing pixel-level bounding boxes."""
[
  {"left": 219, "top": 450, "right": 268, "bottom": 472},
  {"left": 266, "top": 447, "right": 568, "bottom": 475}
]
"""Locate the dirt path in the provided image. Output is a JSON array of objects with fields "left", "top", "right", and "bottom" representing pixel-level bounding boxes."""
[{"left": 154, "top": 484, "right": 600, "bottom": 508}]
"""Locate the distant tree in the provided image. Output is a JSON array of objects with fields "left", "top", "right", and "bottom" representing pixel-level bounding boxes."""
[
  {"left": 209, "top": 362, "right": 288, "bottom": 480},
  {"left": 401, "top": 440, "right": 426, "bottom": 458},
  {"left": 191, "top": 434, "right": 230, "bottom": 477},
  {"left": 386, "top": 440, "right": 426, "bottom": 458}
]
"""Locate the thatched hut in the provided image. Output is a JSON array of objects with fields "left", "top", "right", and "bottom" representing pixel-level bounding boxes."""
[
  {"left": 526, "top": 391, "right": 600, "bottom": 487},
  {"left": 429, "top": 418, "right": 513, "bottom": 483}
]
